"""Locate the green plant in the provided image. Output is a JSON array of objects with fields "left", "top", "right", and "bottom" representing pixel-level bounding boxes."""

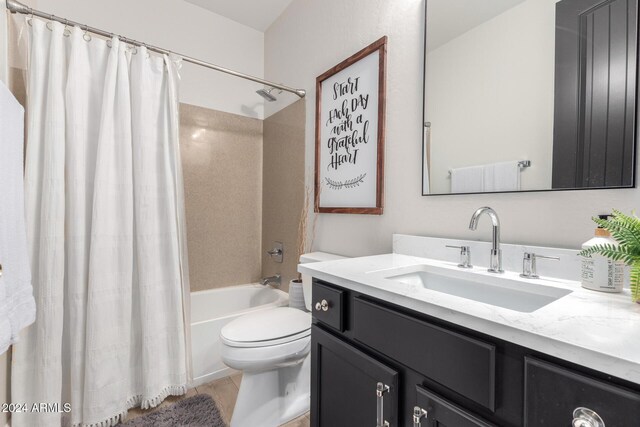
[{"left": 578, "top": 210, "right": 640, "bottom": 301}]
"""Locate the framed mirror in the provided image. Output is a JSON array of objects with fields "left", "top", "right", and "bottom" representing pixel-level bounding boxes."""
[{"left": 422, "top": 0, "right": 638, "bottom": 195}]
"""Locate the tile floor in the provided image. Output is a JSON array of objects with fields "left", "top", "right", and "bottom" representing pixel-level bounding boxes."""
[{"left": 122, "top": 373, "right": 310, "bottom": 426}]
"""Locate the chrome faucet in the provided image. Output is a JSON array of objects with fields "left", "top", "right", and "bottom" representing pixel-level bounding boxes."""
[
  {"left": 469, "top": 207, "right": 503, "bottom": 273},
  {"left": 261, "top": 274, "right": 281, "bottom": 287}
]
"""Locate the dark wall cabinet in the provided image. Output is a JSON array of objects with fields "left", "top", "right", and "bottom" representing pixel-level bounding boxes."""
[{"left": 310, "top": 279, "right": 640, "bottom": 427}]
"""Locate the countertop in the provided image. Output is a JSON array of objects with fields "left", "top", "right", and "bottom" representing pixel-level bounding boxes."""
[{"left": 299, "top": 253, "right": 640, "bottom": 384}]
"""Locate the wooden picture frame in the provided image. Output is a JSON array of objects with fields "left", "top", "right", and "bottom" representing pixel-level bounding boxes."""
[{"left": 314, "top": 36, "right": 387, "bottom": 214}]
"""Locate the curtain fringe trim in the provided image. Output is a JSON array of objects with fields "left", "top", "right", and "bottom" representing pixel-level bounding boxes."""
[
  {"left": 140, "top": 385, "right": 187, "bottom": 410},
  {"left": 72, "top": 384, "right": 188, "bottom": 427}
]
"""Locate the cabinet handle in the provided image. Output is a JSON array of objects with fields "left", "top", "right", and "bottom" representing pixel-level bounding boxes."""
[
  {"left": 412, "top": 406, "right": 428, "bottom": 427},
  {"left": 376, "top": 382, "right": 390, "bottom": 427},
  {"left": 314, "top": 299, "right": 329, "bottom": 312},
  {"left": 572, "top": 407, "right": 605, "bottom": 427}
]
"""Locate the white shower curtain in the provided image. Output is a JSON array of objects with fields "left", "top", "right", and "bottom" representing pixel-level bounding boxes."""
[{"left": 12, "top": 18, "right": 191, "bottom": 427}]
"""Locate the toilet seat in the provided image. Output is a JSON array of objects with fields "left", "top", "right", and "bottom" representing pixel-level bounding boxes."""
[
  {"left": 221, "top": 329, "right": 310, "bottom": 348},
  {"left": 221, "top": 307, "right": 311, "bottom": 348}
]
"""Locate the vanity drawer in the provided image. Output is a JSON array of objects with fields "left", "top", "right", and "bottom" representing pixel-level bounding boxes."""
[
  {"left": 415, "top": 385, "right": 496, "bottom": 427},
  {"left": 352, "top": 297, "right": 496, "bottom": 410},
  {"left": 524, "top": 357, "right": 640, "bottom": 426},
  {"left": 312, "top": 281, "right": 344, "bottom": 332}
]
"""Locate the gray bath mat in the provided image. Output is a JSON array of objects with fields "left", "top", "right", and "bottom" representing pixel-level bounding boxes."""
[{"left": 120, "top": 394, "right": 226, "bottom": 427}]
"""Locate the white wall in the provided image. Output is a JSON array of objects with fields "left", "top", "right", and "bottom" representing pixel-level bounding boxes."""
[
  {"left": 20, "top": 0, "right": 266, "bottom": 118},
  {"left": 427, "top": 0, "right": 556, "bottom": 193},
  {"left": 265, "top": 0, "right": 640, "bottom": 256}
]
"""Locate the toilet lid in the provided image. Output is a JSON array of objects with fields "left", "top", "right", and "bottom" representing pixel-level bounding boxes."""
[{"left": 220, "top": 307, "right": 311, "bottom": 345}]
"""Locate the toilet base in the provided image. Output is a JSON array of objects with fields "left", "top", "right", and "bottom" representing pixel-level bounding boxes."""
[{"left": 230, "top": 355, "right": 310, "bottom": 427}]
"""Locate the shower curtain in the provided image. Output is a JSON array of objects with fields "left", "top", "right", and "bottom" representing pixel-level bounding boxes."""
[{"left": 11, "top": 18, "right": 191, "bottom": 427}]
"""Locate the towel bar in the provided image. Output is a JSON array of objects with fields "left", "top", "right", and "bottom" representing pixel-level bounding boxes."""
[{"left": 448, "top": 160, "right": 531, "bottom": 177}]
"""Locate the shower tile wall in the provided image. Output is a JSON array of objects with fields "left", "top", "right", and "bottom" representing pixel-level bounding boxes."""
[
  {"left": 262, "top": 100, "right": 306, "bottom": 291},
  {"left": 181, "top": 103, "right": 263, "bottom": 291}
]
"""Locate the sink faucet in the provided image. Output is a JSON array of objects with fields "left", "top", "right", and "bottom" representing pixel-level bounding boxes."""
[
  {"left": 261, "top": 274, "right": 281, "bottom": 287},
  {"left": 469, "top": 207, "right": 503, "bottom": 273}
]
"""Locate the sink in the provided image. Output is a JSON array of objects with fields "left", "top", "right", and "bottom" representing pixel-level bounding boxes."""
[{"left": 384, "top": 265, "right": 572, "bottom": 313}]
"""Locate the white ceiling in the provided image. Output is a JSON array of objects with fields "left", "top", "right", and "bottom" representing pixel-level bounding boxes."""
[
  {"left": 184, "top": 0, "right": 295, "bottom": 32},
  {"left": 427, "top": 0, "right": 526, "bottom": 51}
]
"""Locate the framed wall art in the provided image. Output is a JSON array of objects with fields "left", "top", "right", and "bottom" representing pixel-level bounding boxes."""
[{"left": 315, "top": 36, "right": 387, "bottom": 214}]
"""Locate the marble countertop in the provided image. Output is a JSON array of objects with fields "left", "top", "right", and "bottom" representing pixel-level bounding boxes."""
[{"left": 299, "top": 253, "right": 640, "bottom": 384}]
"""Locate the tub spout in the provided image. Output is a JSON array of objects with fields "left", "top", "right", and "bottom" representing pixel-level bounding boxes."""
[{"left": 261, "top": 275, "right": 281, "bottom": 287}]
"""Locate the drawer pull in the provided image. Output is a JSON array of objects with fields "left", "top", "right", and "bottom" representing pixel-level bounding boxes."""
[
  {"left": 315, "top": 299, "right": 329, "bottom": 312},
  {"left": 572, "top": 407, "right": 605, "bottom": 427},
  {"left": 412, "top": 406, "right": 428, "bottom": 427},
  {"left": 376, "top": 382, "right": 390, "bottom": 427}
]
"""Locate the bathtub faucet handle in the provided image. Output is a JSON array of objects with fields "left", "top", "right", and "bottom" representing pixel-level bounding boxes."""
[
  {"left": 266, "top": 242, "right": 284, "bottom": 263},
  {"left": 260, "top": 274, "right": 281, "bottom": 287}
]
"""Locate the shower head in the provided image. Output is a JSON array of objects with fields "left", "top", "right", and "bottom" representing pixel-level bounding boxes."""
[{"left": 256, "top": 87, "right": 278, "bottom": 102}]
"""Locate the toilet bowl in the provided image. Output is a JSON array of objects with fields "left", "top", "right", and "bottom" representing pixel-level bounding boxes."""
[
  {"left": 220, "top": 252, "right": 346, "bottom": 427},
  {"left": 221, "top": 307, "right": 311, "bottom": 427}
]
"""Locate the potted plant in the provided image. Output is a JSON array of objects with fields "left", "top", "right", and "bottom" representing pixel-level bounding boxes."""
[{"left": 578, "top": 210, "right": 640, "bottom": 302}]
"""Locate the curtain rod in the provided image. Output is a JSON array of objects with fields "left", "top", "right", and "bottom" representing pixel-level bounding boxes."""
[{"left": 4, "top": 0, "right": 306, "bottom": 98}]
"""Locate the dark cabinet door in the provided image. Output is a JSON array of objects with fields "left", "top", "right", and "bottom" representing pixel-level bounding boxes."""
[
  {"left": 552, "top": 0, "right": 638, "bottom": 189},
  {"left": 311, "top": 325, "right": 399, "bottom": 427},
  {"left": 524, "top": 357, "right": 640, "bottom": 426},
  {"left": 413, "top": 385, "right": 497, "bottom": 427}
]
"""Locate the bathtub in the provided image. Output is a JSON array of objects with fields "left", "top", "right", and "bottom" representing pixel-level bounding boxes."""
[{"left": 190, "top": 284, "right": 289, "bottom": 387}]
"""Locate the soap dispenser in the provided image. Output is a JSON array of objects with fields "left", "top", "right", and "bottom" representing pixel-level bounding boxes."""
[{"left": 580, "top": 214, "right": 625, "bottom": 293}]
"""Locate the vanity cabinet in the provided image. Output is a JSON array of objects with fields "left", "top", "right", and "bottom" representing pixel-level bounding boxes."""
[
  {"left": 414, "top": 386, "right": 496, "bottom": 427},
  {"left": 311, "top": 325, "right": 398, "bottom": 427},
  {"left": 312, "top": 281, "right": 344, "bottom": 332},
  {"left": 352, "top": 297, "right": 496, "bottom": 410},
  {"left": 310, "top": 278, "right": 640, "bottom": 427},
  {"left": 524, "top": 357, "right": 640, "bottom": 426}
]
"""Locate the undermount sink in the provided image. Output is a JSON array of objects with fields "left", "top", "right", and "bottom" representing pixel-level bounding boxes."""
[{"left": 385, "top": 264, "right": 572, "bottom": 313}]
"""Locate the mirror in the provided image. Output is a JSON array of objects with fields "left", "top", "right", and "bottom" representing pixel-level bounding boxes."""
[{"left": 422, "top": 0, "right": 638, "bottom": 195}]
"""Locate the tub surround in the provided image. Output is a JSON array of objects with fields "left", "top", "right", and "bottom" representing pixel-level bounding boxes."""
[
  {"left": 299, "top": 234, "right": 640, "bottom": 384},
  {"left": 182, "top": 99, "right": 307, "bottom": 293},
  {"left": 181, "top": 103, "right": 264, "bottom": 292},
  {"left": 261, "top": 100, "right": 306, "bottom": 292}
]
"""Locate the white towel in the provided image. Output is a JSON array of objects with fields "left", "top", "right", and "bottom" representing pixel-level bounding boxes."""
[
  {"left": 483, "top": 161, "right": 521, "bottom": 192},
  {"left": 0, "top": 80, "right": 35, "bottom": 354},
  {"left": 451, "top": 165, "right": 485, "bottom": 193}
]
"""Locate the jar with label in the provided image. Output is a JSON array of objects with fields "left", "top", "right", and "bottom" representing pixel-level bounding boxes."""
[{"left": 581, "top": 215, "right": 625, "bottom": 293}]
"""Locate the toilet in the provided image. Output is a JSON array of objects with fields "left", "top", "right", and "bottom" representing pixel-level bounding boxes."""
[{"left": 220, "top": 252, "right": 345, "bottom": 427}]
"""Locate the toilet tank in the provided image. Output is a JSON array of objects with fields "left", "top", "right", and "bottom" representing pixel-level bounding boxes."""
[{"left": 299, "top": 252, "right": 347, "bottom": 311}]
